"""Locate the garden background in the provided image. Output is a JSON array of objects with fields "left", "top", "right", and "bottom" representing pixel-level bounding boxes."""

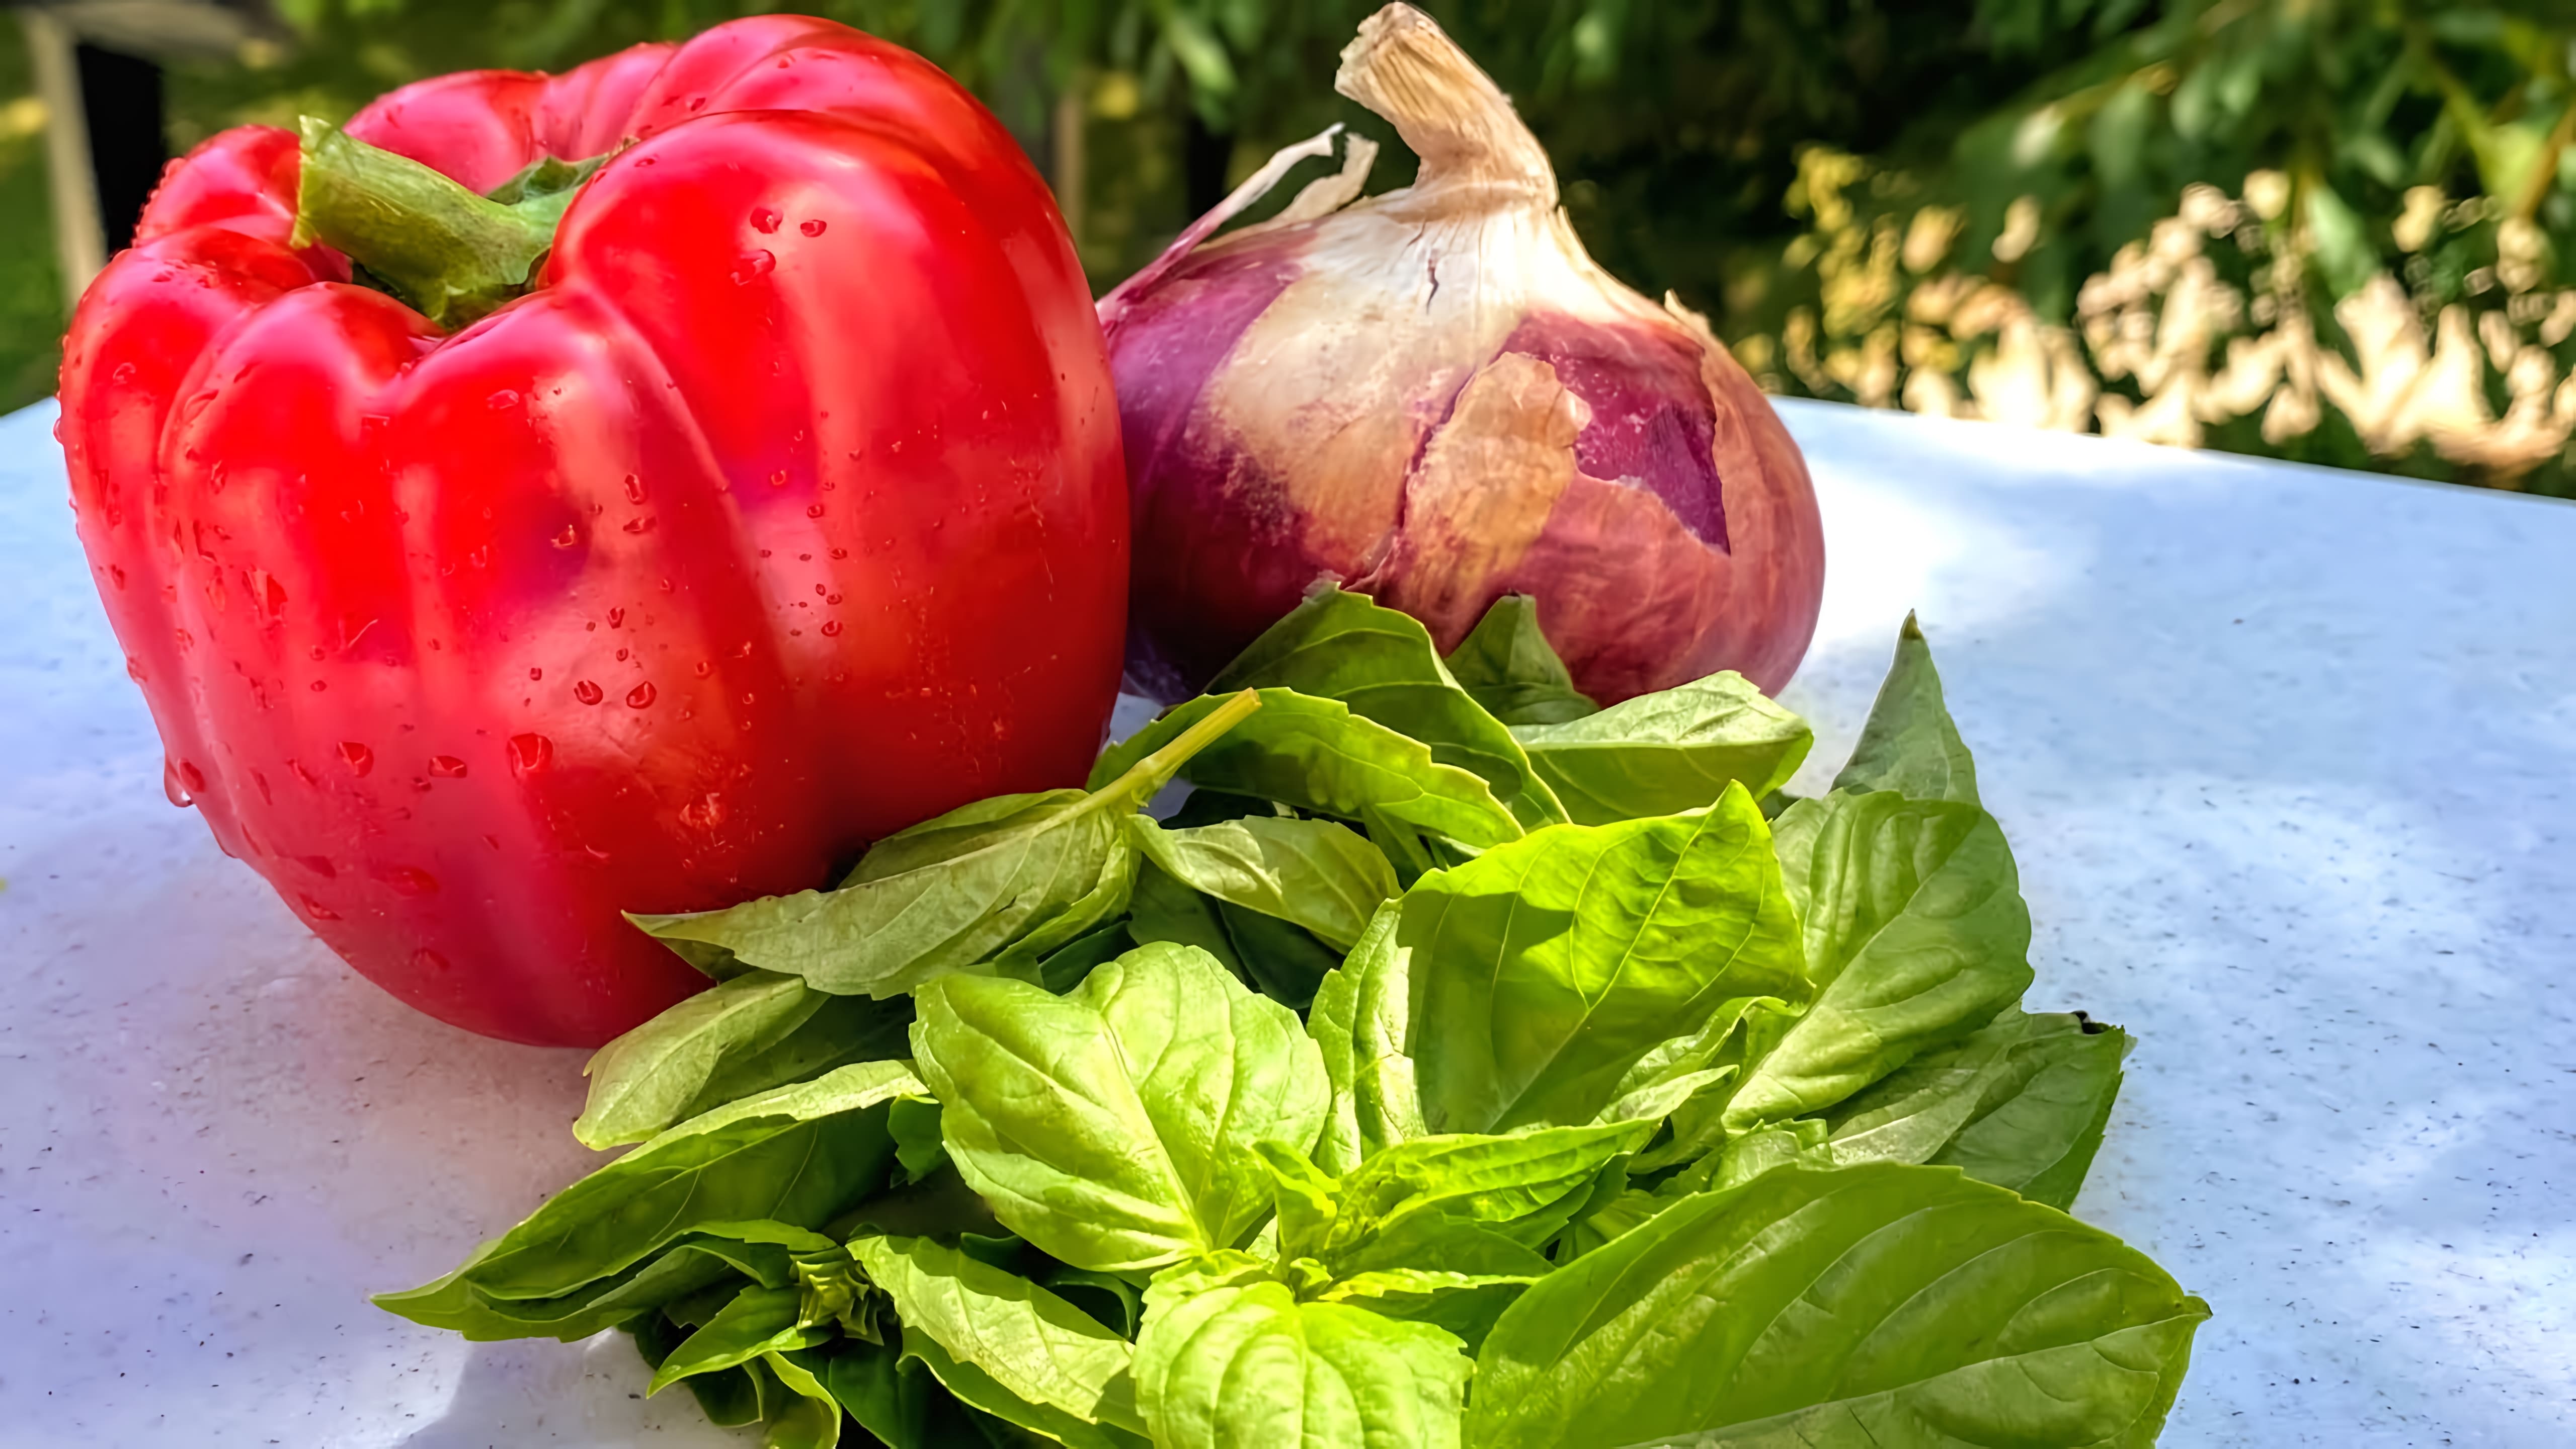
[{"left": 7, "top": 0, "right": 2574, "bottom": 497}]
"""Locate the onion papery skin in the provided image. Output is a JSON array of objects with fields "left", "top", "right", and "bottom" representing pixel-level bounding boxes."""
[{"left": 1103, "top": 4, "right": 1823, "bottom": 705}]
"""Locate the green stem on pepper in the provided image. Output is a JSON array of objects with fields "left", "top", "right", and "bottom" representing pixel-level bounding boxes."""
[{"left": 290, "top": 117, "right": 603, "bottom": 328}]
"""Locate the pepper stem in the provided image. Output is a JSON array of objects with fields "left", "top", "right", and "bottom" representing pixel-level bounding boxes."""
[{"left": 291, "top": 117, "right": 576, "bottom": 328}]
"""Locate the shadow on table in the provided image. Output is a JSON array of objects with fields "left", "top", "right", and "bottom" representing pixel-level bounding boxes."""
[{"left": 395, "top": 1337, "right": 745, "bottom": 1448}]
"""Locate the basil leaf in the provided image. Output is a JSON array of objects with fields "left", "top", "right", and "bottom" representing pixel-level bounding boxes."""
[
  {"left": 1444, "top": 593, "right": 1598, "bottom": 726},
  {"left": 1318, "top": 1122, "right": 1650, "bottom": 1277},
  {"left": 1128, "top": 859, "right": 1248, "bottom": 974},
  {"left": 843, "top": 1161, "right": 1009, "bottom": 1242},
  {"left": 852, "top": 791, "right": 1103, "bottom": 880},
  {"left": 1164, "top": 787, "right": 1283, "bottom": 828},
  {"left": 813, "top": 1336, "right": 939, "bottom": 1448},
  {"left": 1512, "top": 674, "right": 1814, "bottom": 824},
  {"left": 888, "top": 1097, "right": 949, "bottom": 1184},
  {"left": 851, "top": 1234, "right": 1145, "bottom": 1434},
  {"left": 1209, "top": 586, "right": 1568, "bottom": 830},
  {"left": 1094, "top": 688, "right": 1523, "bottom": 849},
  {"left": 911, "top": 942, "right": 1332, "bottom": 1272},
  {"left": 760, "top": 1349, "right": 844, "bottom": 1449},
  {"left": 634, "top": 693, "right": 1262, "bottom": 996},
  {"left": 1622, "top": 999, "right": 1800, "bottom": 1175},
  {"left": 902, "top": 1323, "right": 1150, "bottom": 1449},
  {"left": 648, "top": 1284, "right": 830, "bottom": 1393},
  {"left": 1399, "top": 786, "right": 1809, "bottom": 1134},
  {"left": 1037, "top": 919, "right": 1138, "bottom": 995},
  {"left": 1130, "top": 852, "right": 1350, "bottom": 1012},
  {"left": 1832, "top": 614, "right": 1978, "bottom": 806},
  {"left": 424, "top": 1242, "right": 741, "bottom": 1342},
  {"left": 1551, "top": 1184, "right": 1670, "bottom": 1263},
  {"left": 1725, "top": 791, "right": 2035, "bottom": 1132},
  {"left": 479, "top": 1215, "right": 844, "bottom": 1345},
  {"left": 1310, "top": 1269, "right": 1534, "bottom": 1353},
  {"left": 374, "top": 1061, "right": 919, "bottom": 1321},
  {"left": 1467, "top": 1164, "right": 2207, "bottom": 1449},
  {"left": 1211, "top": 901, "right": 1344, "bottom": 1013},
  {"left": 1036, "top": 1262, "right": 1148, "bottom": 1338},
  {"left": 1308, "top": 902, "right": 1428, "bottom": 1175},
  {"left": 1700, "top": 1118, "right": 1837, "bottom": 1193},
  {"left": 428, "top": 1218, "right": 838, "bottom": 1342},
  {"left": 1599, "top": 993, "right": 1766, "bottom": 1121},
  {"left": 627, "top": 1311, "right": 763, "bottom": 1425},
  {"left": 1134, "top": 1281, "right": 1471, "bottom": 1449},
  {"left": 689, "top": 994, "right": 918, "bottom": 1119},
  {"left": 1144, "top": 1248, "right": 1284, "bottom": 1305},
  {"left": 576, "top": 971, "right": 913, "bottom": 1149},
  {"left": 663, "top": 935, "right": 757, "bottom": 982},
  {"left": 1361, "top": 805, "right": 1442, "bottom": 887},
  {"left": 1251, "top": 1141, "right": 1342, "bottom": 1262},
  {"left": 701, "top": 1221, "right": 842, "bottom": 1275},
  {"left": 1130, "top": 815, "right": 1398, "bottom": 950},
  {"left": 632, "top": 789, "right": 1119, "bottom": 996},
  {"left": 1824, "top": 1009, "right": 2130, "bottom": 1211}
]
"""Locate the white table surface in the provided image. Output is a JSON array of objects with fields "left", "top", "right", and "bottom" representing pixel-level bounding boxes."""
[{"left": 3, "top": 393, "right": 2570, "bottom": 1447}]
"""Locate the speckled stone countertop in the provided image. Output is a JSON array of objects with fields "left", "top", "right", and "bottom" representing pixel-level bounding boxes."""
[{"left": 2, "top": 395, "right": 2568, "bottom": 1446}]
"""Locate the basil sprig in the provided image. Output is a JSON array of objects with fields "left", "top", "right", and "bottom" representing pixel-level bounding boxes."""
[{"left": 380, "top": 594, "right": 2204, "bottom": 1449}]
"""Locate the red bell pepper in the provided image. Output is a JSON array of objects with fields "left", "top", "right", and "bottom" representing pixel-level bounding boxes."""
[{"left": 56, "top": 17, "right": 1128, "bottom": 1046}]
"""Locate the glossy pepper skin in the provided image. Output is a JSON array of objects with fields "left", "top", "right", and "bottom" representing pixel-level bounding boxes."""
[{"left": 56, "top": 18, "right": 1128, "bottom": 1046}]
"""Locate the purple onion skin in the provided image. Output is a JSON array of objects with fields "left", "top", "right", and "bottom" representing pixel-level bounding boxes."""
[
  {"left": 1109, "top": 238, "right": 1824, "bottom": 706},
  {"left": 1108, "top": 243, "right": 1313, "bottom": 702}
]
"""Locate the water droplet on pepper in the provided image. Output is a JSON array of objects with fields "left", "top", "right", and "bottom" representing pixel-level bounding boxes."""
[
  {"left": 428, "top": 755, "right": 467, "bottom": 778},
  {"left": 574, "top": 680, "right": 604, "bottom": 705},
  {"left": 626, "top": 682, "right": 657, "bottom": 708},
  {"left": 374, "top": 865, "right": 439, "bottom": 896},
  {"left": 339, "top": 742, "right": 373, "bottom": 775},
  {"left": 509, "top": 733, "right": 553, "bottom": 775}
]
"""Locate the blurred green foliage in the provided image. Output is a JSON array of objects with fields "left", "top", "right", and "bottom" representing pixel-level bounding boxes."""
[
  {"left": 0, "top": 0, "right": 2062, "bottom": 414},
  {"left": 0, "top": 22, "right": 65, "bottom": 410},
  {"left": 1745, "top": 0, "right": 2576, "bottom": 494},
  {"left": 2, "top": 0, "right": 2573, "bottom": 491}
]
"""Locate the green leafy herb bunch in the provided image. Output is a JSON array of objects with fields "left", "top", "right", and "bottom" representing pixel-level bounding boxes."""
[{"left": 379, "top": 587, "right": 2207, "bottom": 1448}]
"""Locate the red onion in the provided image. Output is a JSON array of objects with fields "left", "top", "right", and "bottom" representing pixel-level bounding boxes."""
[{"left": 1099, "top": 3, "right": 1825, "bottom": 705}]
